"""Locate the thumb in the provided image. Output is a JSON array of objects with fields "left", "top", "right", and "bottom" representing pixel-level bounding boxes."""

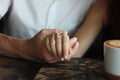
[{"left": 69, "top": 37, "right": 77, "bottom": 48}]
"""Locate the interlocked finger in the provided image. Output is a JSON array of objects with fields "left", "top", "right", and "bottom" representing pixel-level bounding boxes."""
[
  {"left": 46, "top": 37, "right": 51, "bottom": 53},
  {"left": 62, "top": 31, "right": 69, "bottom": 60},
  {"left": 49, "top": 33, "right": 57, "bottom": 57},
  {"left": 56, "top": 33, "right": 62, "bottom": 58}
]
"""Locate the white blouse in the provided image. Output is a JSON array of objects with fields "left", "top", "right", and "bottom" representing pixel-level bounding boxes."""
[{"left": 0, "top": 0, "right": 95, "bottom": 39}]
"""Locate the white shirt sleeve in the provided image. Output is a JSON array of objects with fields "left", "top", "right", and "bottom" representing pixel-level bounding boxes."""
[{"left": 0, "top": 0, "right": 11, "bottom": 19}]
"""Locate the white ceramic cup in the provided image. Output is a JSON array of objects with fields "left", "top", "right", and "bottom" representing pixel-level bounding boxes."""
[{"left": 104, "top": 40, "right": 120, "bottom": 76}]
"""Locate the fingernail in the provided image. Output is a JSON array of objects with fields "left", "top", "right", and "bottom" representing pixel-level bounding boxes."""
[
  {"left": 65, "top": 55, "right": 68, "bottom": 60},
  {"left": 73, "top": 37, "right": 77, "bottom": 40},
  {"left": 61, "top": 58, "right": 64, "bottom": 61},
  {"left": 74, "top": 37, "right": 77, "bottom": 40}
]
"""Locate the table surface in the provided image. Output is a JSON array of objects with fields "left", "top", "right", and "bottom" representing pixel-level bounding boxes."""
[
  {"left": 0, "top": 56, "right": 42, "bottom": 80},
  {"left": 34, "top": 58, "right": 107, "bottom": 80},
  {"left": 0, "top": 56, "right": 108, "bottom": 80}
]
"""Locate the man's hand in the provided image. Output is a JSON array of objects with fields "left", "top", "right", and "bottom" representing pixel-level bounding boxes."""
[{"left": 26, "top": 29, "right": 64, "bottom": 63}]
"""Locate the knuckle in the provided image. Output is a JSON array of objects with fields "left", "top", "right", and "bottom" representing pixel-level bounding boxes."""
[
  {"left": 41, "top": 29, "right": 46, "bottom": 34},
  {"left": 63, "top": 30, "right": 67, "bottom": 34},
  {"left": 54, "top": 30, "right": 60, "bottom": 33},
  {"left": 63, "top": 30, "right": 66, "bottom": 33}
]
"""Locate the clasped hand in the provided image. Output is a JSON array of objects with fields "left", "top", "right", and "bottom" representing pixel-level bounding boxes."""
[
  {"left": 46, "top": 31, "right": 79, "bottom": 62},
  {"left": 27, "top": 29, "right": 79, "bottom": 63}
]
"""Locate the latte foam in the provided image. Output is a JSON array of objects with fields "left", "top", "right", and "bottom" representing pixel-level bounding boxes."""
[{"left": 104, "top": 40, "right": 120, "bottom": 48}]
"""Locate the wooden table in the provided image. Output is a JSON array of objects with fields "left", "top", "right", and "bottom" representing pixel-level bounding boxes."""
[
  {"left": 34, "top": 58, "right": 107, "bottom": 80},
  {"left": 0, "top": 56, "right": 42, "bottom": 80},
  {"left": 0, "top": 56, "right": 107, "bottom": 80}
]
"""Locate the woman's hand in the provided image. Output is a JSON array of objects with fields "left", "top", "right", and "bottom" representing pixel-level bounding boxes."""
[
  {"left": 45, "top": 31, "right": 69, "bottom": 61},
  {"left": 67, "top": 37, "right": 79, "bottom": 61},
  {"left": 46, "top": 31, "right": 79, "bottom": 61}
]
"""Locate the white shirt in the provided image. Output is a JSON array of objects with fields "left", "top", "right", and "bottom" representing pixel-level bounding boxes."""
[
  {"left": 0, "top": 0, "right": 95, "bottom": 39},
  {"left": 0, "top": 0, "right": 11, "bottom": 18}
]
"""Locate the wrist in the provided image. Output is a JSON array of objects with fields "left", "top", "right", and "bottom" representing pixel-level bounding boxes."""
[
  {"left": 25, "top": 39, "right": 43, "bottom": 62},
  {"left": 8, "top": 37, "right": 31, "bottom": 59}
]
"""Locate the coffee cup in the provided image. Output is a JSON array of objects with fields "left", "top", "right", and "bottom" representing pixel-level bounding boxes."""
[{"left": 104, "top": 40, "right": 120, "bottom": 79}]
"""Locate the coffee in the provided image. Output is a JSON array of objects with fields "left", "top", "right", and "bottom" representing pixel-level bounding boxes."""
[
  {"left": 104, "top": 40, "right": 120, "bottom": 79},
  {"left": 104, "top": 40, "right": 120, "bottom": 48}
]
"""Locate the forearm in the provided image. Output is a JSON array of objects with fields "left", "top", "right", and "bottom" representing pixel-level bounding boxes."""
[
  {"left": 73, "top": 0, "right": 109, "bottom": 58},
  {"left": 0, "top": 33, "right": 30, "bottom": 59},
  {"left": 74, "top": 23, "right": 102, "bottom": 58}
]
